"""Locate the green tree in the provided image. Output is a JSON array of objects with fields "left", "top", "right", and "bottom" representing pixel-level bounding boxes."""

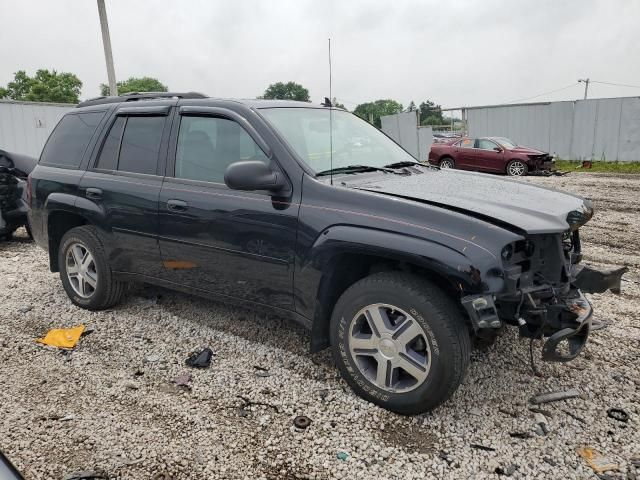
[
  {"left": 406, "top": 101, "right": 417, "bottom": 112},
  {"left": 419, "top": 100, "right": 443, "bottom": 125},
  {"left": 100, "top": 76, "right": 168, "bottom": 96},
  {"left": 332, "top": 97, "right": 346, "bottom": 110},
  {"left": 261, "top": 81, "right": 310, "bottom": 102},
  {"left": 353, "top": 99, "right": 403, "bottom": 128},
  {"left": 0, "top": 69, "right": 82, "bottom": 103}
]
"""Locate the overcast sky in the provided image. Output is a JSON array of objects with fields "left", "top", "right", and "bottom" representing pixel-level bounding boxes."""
[{"left": 2, "top": 0, "right": 639, "bottom": 110}]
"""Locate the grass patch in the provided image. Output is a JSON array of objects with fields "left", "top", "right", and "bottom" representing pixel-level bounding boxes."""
[{"left": 555, "top": 160, "right": 640, "bottom": 174}]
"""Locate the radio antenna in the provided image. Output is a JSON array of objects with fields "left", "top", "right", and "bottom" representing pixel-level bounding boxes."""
[{"left": 328, "top": 37, "right": 334, "bottom": 186}]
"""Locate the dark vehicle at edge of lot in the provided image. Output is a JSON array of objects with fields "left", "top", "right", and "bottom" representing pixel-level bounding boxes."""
[
  {"left": 0, "top": 149, "right": 36, "bottom": 239},
  {"left": 428, "top": 136, "right": 556, "bottom": 176},
  {"left": 28, "top": 93, "right": 625, "bottom": 414}
]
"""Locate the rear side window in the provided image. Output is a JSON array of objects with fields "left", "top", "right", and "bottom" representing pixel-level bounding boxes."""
[
  {"left": 40, "top": 112, "right": 105, "bottom": 168},
  {"left": 94, "top": 115, "right": 165, "bottom": 175}
]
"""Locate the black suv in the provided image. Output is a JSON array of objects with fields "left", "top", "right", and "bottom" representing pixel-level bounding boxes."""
[{"left": 28, "top": 92, "right": 625, "bottom": 414}]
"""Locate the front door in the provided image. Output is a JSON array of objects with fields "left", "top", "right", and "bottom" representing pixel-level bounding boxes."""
[
  {"left": 79, "top": 105, "right": 171, "bottom": 277},
  {"left": 473, "top": 138, "right": 505, "bottom": 172},
  {"left": 158, "top": 109, "right": 298, "bottom": 310}
]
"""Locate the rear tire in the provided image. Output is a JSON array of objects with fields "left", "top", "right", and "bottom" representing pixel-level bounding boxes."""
[
  {"left": 330, "top": 272, "right": 471, "bottom": 414},
  {"left": 439, "top": 157, "right": 455, "bottom": 169},
  {"left": 58, "top": 225, "right": 124, "bottom": 310}
]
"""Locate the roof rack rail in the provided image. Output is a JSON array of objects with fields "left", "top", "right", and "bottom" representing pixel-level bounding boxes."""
[{"left": 76, "top": 92, "right": 208, "bottom": 108}]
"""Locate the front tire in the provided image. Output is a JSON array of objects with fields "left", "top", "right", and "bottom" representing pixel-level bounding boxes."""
[
  {"left": 58, "top": 226, "right": 125, "bottom": 310},
  {"left": 507, "top": 159, "right": 527, "bottom": 176},
  {"left": 330, "top": 272, "right": 471, "bottom": 414}
]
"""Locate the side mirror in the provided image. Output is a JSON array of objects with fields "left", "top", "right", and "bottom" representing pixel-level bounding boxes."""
[
  {"left": 493, "top": 147, "right": 502, "bottom": 152},
  {"left": 224, "top": 161, "right": 287, "bottom": 193}
]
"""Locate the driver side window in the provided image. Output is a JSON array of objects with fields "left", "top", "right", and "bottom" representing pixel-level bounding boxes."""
[
  {"left": 477, "top": 139, "right": 498, "bottom": 150},
  {"left": 175, "top": 116, "right": 269, "bottom": 183}
]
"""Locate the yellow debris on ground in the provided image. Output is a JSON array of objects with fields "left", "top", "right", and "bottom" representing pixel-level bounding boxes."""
[
  {"left": 36, "top": 325, "right": 85, "bottom": 349},
  {"left": 577, "top": 446, "right": 619, "bottom": 473}
]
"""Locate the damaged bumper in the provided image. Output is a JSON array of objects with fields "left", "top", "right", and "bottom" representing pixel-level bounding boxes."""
[{"left": 462, "top": 229, "right": 627, "bottom": 363}]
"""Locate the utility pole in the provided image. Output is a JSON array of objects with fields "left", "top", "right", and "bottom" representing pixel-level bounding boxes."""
[
  {"left": 97, "top": 0, "right": 117, "bottom": 96},
  {"left": 578, "top": 78, "right": 590, "bottom": 99}
]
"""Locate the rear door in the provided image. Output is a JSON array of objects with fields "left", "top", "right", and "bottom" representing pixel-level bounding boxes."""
[
  {"left": 455, "top": 138, "right": 476, "bottom": 169},
  {"left": 78, "top": 104, "right": 172, "bottom": 277},
  {"left": 473, "top": 138, "right": 505, "bottom": 172},
  {"left": 157, "top": 106, "right": 298, "bottom": 310}
]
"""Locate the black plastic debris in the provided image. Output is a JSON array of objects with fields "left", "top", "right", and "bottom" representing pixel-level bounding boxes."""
[
  {"left": 470, "top": 444, "right": 495, "bottom": 452},
  {"left": 62, "top": 472, "right": 107, "bottom": 480},
  {"left": 509, "top": 432, "right": 533, "bottom": 439},
  {"left": 186, "top": 348, "right": 213, "bottom": 368},
  {"left": 607, "top": 408, "right": 629, "bottom": 423},
  {"left": 293, "top": 415, "right": 312, "bottom": 429}
]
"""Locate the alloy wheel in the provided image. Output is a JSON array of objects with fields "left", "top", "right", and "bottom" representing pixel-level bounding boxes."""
[
  {"left": 508, "top": 161, "right": 526, "bottom": 176},
  {"left": 440, "top": 159, "right": 453, "bottom": 169},
  {"left": 348, "top": 303, "right": 432, "bottom": 393},
  {"left": 65, "top": 242, "right": 98, "bottom": 298}
]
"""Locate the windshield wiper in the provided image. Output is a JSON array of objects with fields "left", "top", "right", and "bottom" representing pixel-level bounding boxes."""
[
  {"left": 316, "top": 165, "right": 399, "bottom": 176},
  {"left": 383, "top": 160, "right": 423, "bottom": 169}
]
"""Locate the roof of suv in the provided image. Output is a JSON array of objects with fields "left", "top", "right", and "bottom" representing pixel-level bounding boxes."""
[{"left": 76, "top": 92, "right": 328, "bottom": 110}]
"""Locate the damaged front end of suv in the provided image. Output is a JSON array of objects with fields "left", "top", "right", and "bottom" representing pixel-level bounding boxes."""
[{"left": 462, "top": 203, "right": 627, "bottom": 362}]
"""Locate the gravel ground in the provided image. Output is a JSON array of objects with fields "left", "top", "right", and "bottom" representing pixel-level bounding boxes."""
[{"left": 1, "top": 173, "right": 639, "bottom": 480}]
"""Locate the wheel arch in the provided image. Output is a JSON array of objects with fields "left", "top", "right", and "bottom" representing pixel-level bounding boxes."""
[
  {"left": 47, "top": 210, "right": 92, "bottom": 272},
  {"left": 303, "top": 226, "right": 481, "bottom": 352}
]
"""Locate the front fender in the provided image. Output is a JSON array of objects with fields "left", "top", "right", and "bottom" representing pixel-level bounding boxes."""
[{"left": 310, "top": 225, "right": 488, "bottom": 291}]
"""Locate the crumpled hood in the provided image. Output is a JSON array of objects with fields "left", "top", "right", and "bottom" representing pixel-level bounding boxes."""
[{"left": 353, "top": 169, "right": 592, "bottom": 234}]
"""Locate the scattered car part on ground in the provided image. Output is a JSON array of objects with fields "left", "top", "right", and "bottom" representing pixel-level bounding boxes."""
[
  {"left": 293, "top": 415, "right": 312, "bottom": 429},
  {"left": 28, "top": 93, "right": 624, "bottom": 413},
  {"left": 606, "top": 408, "right": 629, "bottom": 423},
  {"left": 529, "top": 389, "right": 581, "bottom": 405},
  {"left": 428, "top": 136, "right": 556, "bottom": 176},
  {"left": 185, "top": 348, "right": 213, "bottom": 368},
  {"left": 35, "top": 325, "right": 86, "bottom": 349},
  {"left": 577, "top": 447, "right": 619, "bottom": 474}
]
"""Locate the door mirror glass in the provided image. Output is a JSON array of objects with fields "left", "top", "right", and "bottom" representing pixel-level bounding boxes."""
[{"left": 224, "top": 161, "right": 286, "bottom": 193}]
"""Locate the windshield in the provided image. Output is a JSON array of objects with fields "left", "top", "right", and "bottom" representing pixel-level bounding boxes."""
[
  {"left": 260, "top": 108, "right": 416, "bottom": 173},
  {"left": 494, "top": 137, "right": 518, "bottom": 149}
]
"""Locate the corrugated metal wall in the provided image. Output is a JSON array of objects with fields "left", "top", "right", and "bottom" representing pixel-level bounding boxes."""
[
  {"left": 466, "top": 96, "right": 640, "bottom": 161},
  {"left": 380, "top": 111, "right": 433, "bottom": 161},
  {"left": 0, "top": 100, "right": 74, "bottom": 157}
]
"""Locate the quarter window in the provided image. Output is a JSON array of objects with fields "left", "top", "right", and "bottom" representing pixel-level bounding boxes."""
[
  {"left": 459, "top": 138, "right": 474, "bottom": 148},
  {"left": 175, "top": 116, "right": 269, "bottom": 183},
  {"left": 40, "top": 112, "right": 105, "bottom": 167}
]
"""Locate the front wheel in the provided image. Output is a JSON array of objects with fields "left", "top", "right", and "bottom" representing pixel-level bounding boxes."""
[
  {"left": 330, "top": 272, "right": 471, "bottom": 414},
  {"left": 507, "top": 159, "right": 527, "bottom": 176}
]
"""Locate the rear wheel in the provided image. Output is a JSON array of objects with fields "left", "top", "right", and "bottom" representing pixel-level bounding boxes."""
[
  {"left": 58, "top": 226, "right": 124, "bottom": 310},
  {"left": 507, "top": 159, "right": 527, "bottom": 176},
  {"left": 439, "top": 157, "right": 455, "bottom": 169},
  {"left": 330, "top": 272, "right": 471, "bottom": 414}
]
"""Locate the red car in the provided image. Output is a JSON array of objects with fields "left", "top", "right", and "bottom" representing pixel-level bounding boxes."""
[{"left": 428, "top": 137, "right": 555, "bottom": 176}]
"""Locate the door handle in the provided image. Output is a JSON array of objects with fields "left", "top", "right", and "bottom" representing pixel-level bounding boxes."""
[
  {"left": 85, "top": 188, "right": 103, "bottom": 200},
  {"left": 167, "top": 199, "right": 189, "bottom": 212}
]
